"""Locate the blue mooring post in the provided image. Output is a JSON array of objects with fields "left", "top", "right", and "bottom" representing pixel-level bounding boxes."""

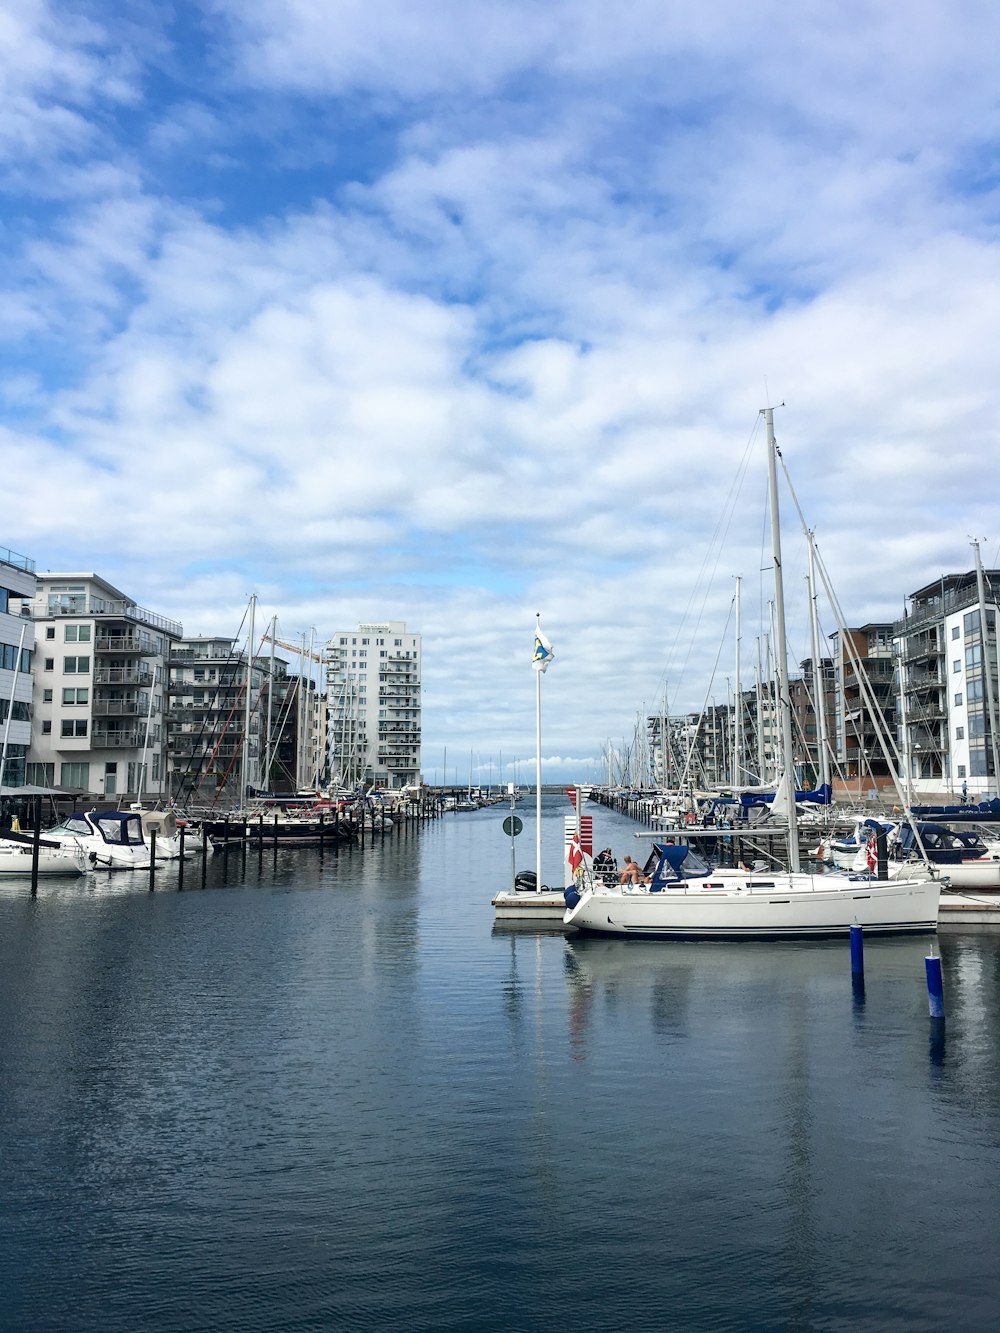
[
  {"left": 850, "top": 924, "right": 864, "bottom": 975},
  {"left": 925, "top": 953, "right": 946, "bottom": 1019}
]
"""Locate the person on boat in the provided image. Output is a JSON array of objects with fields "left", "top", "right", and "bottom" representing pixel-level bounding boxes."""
[
  {"left": 593, "top": 847, "right": 617, "bottom": 886},
  {"left": 619, "top": 855, "right": 648, "bottom": 885}
]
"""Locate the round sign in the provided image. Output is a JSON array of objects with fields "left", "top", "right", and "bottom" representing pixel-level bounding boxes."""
[{"left": 502, "top": 816, "right": 524, "bottom": 837}]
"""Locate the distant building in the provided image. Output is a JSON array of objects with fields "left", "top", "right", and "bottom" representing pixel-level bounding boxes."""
[
  {"left": 325, "top": 621, "right": 421, "bottom": 789},
  {"left": 893, "top": 569, "right": 1000, "bottom": 799},
  {"left": 28, "top": 573, "right": 181, "bottom": 798},
  {"left": 830, "top": 623, "right": 896, "bottom": 793},
  {"left": 165, "top": 637, "right": 266, "bottom": 803},
  {"left": 789, "top": 655, "right": 835, "bottom": 788},
  {"left": 0, "top": 543, "right": 36, "bottom": 789}
]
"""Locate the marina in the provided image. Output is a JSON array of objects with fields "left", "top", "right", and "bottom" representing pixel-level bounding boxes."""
[{"left": 1, "top": 794, "right": 999, "bottom": 1331}]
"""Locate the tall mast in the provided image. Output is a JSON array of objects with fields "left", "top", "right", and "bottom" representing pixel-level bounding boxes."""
[
  {"left": 806, "top": 535, "right": 831, "bottom": 791},
  {"left": 764, "top": 406, "right": 800, "bottom": 870},
  {"left": 265, "top": 615, "right": 276, "bottom": 790},
  {"left": 241, "top": 593, "right": 256, "bottom": 801},
  {"left": 755, "top": 637, "right": 765, "bottom": 784},
  {"left": 972, "top": 539, "right": 1000, "bottom": 794},
  {"left": 734, "top": 576, "right": 742, "bottom": 787}
]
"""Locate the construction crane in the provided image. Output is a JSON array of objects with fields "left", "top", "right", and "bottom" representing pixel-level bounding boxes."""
[{"left": 261, "top": 634, "right": 325, "bottom": 664}]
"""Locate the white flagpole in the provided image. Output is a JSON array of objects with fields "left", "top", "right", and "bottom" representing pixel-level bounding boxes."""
[{"left": 535, "top": 627, "right": 543, "bottom": 894}]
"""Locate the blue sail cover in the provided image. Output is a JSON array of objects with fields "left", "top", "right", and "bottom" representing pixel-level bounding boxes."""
[
  {"left": 739, "top": 783, "right": 833, "bottom": 808},
  {"left": 909, "top": 797, "right": 1000, "bottom": 821}
]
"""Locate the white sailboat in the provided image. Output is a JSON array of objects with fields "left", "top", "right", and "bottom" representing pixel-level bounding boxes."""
[{"left": 564, "top": 408, "right": 940, "bottom": 939}]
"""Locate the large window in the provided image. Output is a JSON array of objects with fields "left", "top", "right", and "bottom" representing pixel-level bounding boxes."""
[
  {"left": 64, "top": 625, "right": 91, "bottom": 642},
  {"left": 60, "top": 761, "right": 90, "bottom": 788},
  {"left": 62, "top": 688, "right": 89, "bottom": 705},
  {"left": 63, "top": 656, "right": 90, "bottom": 674},
  {"left": 61, "top": 719, "right": 88, "bottom": 737},
  {"left": 26, "top": 762, "right": 54, "bottom": 786}
]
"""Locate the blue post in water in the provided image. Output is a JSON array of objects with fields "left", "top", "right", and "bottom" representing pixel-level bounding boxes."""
[
  {"left": 850, "top": 924, "right": 864, "bottom": 976},
  {"left": 925, "top": 954, "right": 946, "bottom": 1019}
]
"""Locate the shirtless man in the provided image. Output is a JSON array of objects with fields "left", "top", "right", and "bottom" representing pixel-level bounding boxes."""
[{"left": 619, "top": 855, "right": 646, "bottom": 885}]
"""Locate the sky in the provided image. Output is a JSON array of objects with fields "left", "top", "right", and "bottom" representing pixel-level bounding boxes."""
[{"left": 3, "top": 1, "right": 1000, "bottom": 785}]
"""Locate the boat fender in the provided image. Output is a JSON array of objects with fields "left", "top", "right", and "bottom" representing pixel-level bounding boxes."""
[{"left": 564, "top": 887, "right": 581, "bottom": 910}]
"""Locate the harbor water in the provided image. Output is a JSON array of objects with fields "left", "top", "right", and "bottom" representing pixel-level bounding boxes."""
[{"left": 1, "top": 795, "right": 999, "bottom": 1331}]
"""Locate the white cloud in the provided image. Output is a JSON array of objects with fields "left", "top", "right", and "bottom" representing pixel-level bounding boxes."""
[{"left": 4, "top": 3, "right": 1000, "bottom": 775}]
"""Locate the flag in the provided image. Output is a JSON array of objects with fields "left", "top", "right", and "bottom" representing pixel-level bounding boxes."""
[
  {"left": 568, "top": 834, "right": 583, "bottom": 874},
  {"left": 532, "top": 622, "right": 554, "bottom": 672}
]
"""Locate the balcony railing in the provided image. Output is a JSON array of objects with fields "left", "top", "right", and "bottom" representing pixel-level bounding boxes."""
[
  {"left": 1, "top": 545, "right": 34, "bottom": 574},
  {"left": 95, "top": 635, "right": 159, "bottom": 656},
  {"left": 91, "top": 729, "right": 144, "bottom": 748},
  {"left": 92, "top": 700, "right": 146, "bottom": 717},
  {"left": 94, "top": 667, "right": 153, "bottom": 686}
]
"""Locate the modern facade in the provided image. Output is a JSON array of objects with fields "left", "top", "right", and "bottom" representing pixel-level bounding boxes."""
[
  {"left": 325, "top": 621, "right": 421, "bottom": 789},
  {"left": 893, "top": 570, "right": 1000, "bottom": 799},
  {"left": 28, "top": 574, "right": 181, "bottom": 798},
  {"left": 165, "top": 637, "right": 265, "bottom": 803},
  {"left": 0, "top": 543, "right": 36, "bottom": 789},
  {"left": 829, "top": 623, "right": 897, "bottom": 793}
]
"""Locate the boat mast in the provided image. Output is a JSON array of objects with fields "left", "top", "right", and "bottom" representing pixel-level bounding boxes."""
[
  {"left": 764, "top": 406, "right": 800, "bottom": 871},
  {"left": 972, "top": 538, "right": 1000, "bottom": 795},
  {"left": 734, "top": 576, "right": 742, "bottom": 787},
  {"left": 265, "top": 615, "right": 276, "bottom": 790},
  {"left": 0, "top": 620, "right": 27, "bottom": 793},
  {"left": 241, "top": 593, "right": 256, "bottom": 802},
  {"left": 806, "top": 534, "right": 831, "bottom": 792}
]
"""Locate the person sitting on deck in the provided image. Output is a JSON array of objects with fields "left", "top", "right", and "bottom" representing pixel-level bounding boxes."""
[
  {"left": 619, "top": 855, "right": 648, "bottom": 885},
  {"left": 593, "top": 847, "right": 617, "bottom": 886}
]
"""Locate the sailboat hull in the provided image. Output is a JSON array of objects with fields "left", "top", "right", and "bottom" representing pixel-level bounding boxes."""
[{"left": 563, "top": 874, "right": 939, "bottom": 939}]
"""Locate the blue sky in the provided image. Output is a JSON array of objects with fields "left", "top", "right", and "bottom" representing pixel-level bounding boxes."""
[{"left": 3, "top": 1, "right": 1000, "bottom": 782}]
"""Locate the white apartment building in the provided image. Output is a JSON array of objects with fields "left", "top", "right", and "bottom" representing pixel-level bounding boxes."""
[
  {"left": 325, "top": 621, "right": 421, "bottom": 790},
  {"left": 29, "top": 574, "right": 182, "bottom": 799},
  {"left": 895, "top": 570, "right": 1000, "bottom": 799},
  {"left": 0, "top": 543, "right": 36, "bottom": 789}
]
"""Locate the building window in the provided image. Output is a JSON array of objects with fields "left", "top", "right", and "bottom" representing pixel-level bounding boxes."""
[
  {"left": 44, "top": 658, "right": 54, "bottom": 671},
  {"left": 62, "top": 688, "right": 89, "bottom": 705},
  {"left": 64, "top": 624, "right": 90, "bottom": 642},
  {"left": 957, "top": 764, "right": 967, "bottom": 779},
  {"left": 61, "top": 719, "right": 88, "bottom": 737},
  {"left": 43, "top": 689, "right": 53, "bottom": 702},
  {"left": 953, "top": 660, "right": 961, "bottom": 673},
  {"left": 64, "top": 656, "right": 90, "bottom": 674},
  {"left": 26, "top": 762, "right": 54, "bottom": 786},
  {"left": 952, "top": 625, "right": 960, "bottom": 639},
  {"left": 42, "top": 720, "right": 51, "bottom": 734},
  {"left": 60, "top": 761, "right": 90, "bottom": 788},
  {"left": 956, "top": 726, "right": 965, "bottom": 740},
  {"left": 955, "top": 692, "right": 963, "bottom": 706},
  {"left": 45, "top": 626, "right": 55, "bottom": 640}
]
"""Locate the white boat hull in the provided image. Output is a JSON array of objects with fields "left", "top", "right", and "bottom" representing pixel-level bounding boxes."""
[
  {"left": 0, "top": 841, "right": 89, "bottom": 878},
  {"left": 563, "top": 873, "right": 939, "bottom": 938}
]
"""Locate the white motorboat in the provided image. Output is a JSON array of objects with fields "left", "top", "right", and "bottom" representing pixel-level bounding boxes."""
[
  {"left": 563, "top": 842, "right": 940, "bottom": 938},
  {"left": 0, "top": 832, "right": 89, "bottom": 878},
  {"left": 135, "top": 807, "right": 203, "bottom": 859},
  {"left": 44, "top": 809, "right": 151, "bottom": 870}
]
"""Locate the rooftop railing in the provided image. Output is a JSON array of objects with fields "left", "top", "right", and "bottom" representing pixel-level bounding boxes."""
[{"left": 0, "top": 545, "right": 34, "bottom": 574}]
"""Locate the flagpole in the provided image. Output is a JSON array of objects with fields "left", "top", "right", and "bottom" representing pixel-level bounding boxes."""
[{"left": 535, "top": 617, "right": 543, "bottom": 895}]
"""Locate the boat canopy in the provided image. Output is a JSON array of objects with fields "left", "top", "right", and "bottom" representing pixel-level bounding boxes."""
[
  {"left": 896, "top": 822, "right": 987, "bottom": 863},
  {"left": 645, "top": 842, "right": 714, "bottom": 889}
]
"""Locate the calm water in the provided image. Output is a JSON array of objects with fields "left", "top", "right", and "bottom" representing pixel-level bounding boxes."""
[{"left": 2, "top": 797, "right": 999, "bottom": 1331}]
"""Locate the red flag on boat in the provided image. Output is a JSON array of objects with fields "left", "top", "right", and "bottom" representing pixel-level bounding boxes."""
[
  {"left": 566, "top": 787, "right": 577, "bottom": 809},
  {"left": 568, "top": 834, "right": 583, "bottom": 873}
]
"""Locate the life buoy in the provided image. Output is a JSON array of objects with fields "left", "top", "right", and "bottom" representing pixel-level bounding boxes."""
[{"left": 684, "top": 811, "right": 696, "bottom": 826}]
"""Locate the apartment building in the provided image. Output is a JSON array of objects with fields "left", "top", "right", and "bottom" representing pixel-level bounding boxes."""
[
  {"left": 894, "top": 569, "right": 1000, "bottom": 798},
  {"left": 28, "top": 574, "right": 181, "bottom": 798},
  {"left": 325, "top": 621, "right": 421, "bottom": 790},
  {"left": 0, "top": 543, "right": 36, "bottom": 789},
  {"left": 165, "top": 637, "right": 265, "bottom": 803}
]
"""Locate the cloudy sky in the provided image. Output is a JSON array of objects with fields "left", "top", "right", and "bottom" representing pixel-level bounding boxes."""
[{"left": 3, "top": 1, "right": 999, "bottom": 783}]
